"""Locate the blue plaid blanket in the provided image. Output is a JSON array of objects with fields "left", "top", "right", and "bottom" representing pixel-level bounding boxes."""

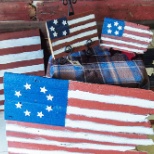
[{"left": 46, "top": 46, "right": 149, "bottom": 89}]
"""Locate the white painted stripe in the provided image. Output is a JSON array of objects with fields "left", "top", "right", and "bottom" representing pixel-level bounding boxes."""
[
  {"left": 7, "top": 136, "right": 134, "bottom": 151},
  {"left": 125, "top": 26, "right": 153, "bottom": 35},
  {"left": 6, "top": 124, "right": 154, "bottom": 145},
  {"left": 0, "top": 50, "right": 43, "bottom": 64},
  {"left": 0, "top": 84, "right": 3, "bottom": 90},
  {"left": 52, "top": 29, "right": 97, "bottom": 47},
  {"left": 68, "top": 14, "right": 95, "bottom": 26},
  {"left": 8, "top": 148, "right": 83, "bottom": 154},
  {"left": 101, "top": 36, "right": 148, "bottom": 48},
  {"left": 54, "top": 37, "right": 98, "bottom": 55},
  {"left": 68, "top": 90, "right": 154, "bottom": 109},
  {"left": 66, "top": 119, "right": 153, "bottom": 135},
  {"left": 101, "top": 43, "right": 144, "bottom": 53},
  {"left": 0, "top": 105, "right": 4, "bottom": 110},
  {"left": 0, "top": 36, "right": 41, "bottom": 49},
  {"left": 0, "top": 64, "right": 44, "bottom": 78},
  {"left": 67, "top": 106, "right": 148, "bottom": 123},
  {"left": 123, "top": 33, "right": 152, "bottom": 43},
  {"left": 70, "top": 21, "right": 97, "bottom": 33},
  {"left": 0, "top": 94, "right": 4, "bottom": 101}
]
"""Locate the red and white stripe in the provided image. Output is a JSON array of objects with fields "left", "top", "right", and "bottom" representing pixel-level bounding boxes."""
[
  {"left": 0, "top": 29, "right": 44, "bottom": 111},
  {"left": 46, "top": 12, "right": 99, "bottom": 58},
  {"left": 101, "top": 21, "right": 153, "bottom": 53},
  {"left": 6, "top": 81, "right": 154, "bottom": 153}
]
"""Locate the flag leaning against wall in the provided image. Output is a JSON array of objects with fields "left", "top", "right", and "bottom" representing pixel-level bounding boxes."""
[
  {"left": 0, "top": 29, "right": 44, "bottom": 111},
  {"left": 101, "top": 17, "right": 153, "bottom": 54},
  {"left": 4, "top": 72, "right": 154, "bottom": 154},
  {"left": 46, "top": 11, "right": 99, "bottom": 59}
]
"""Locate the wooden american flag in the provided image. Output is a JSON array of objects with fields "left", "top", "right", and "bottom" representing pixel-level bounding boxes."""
[
  {"left": 101, "top": 17, "right": 153, "bottom": 54},
  {"left": 45, "top": 11, "right": 99, "bottom": 59},
  {"left": 0, "top": 29, "right": 44, "bottom": 111},
  {"left": 4, "top": 72, "right": 154, "bottom": 154}
]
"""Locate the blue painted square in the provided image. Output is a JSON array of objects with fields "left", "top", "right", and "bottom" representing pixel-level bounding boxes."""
[
  {"left": 102, "top": 18, "right": 125, "bottom": 37},
  {"left": 46, "top": 17, "right": 70, "bottom": 39}
]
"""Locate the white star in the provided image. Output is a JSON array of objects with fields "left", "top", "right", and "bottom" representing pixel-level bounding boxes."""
[
  {"left": 62, "top": 20, "right": 67, "bottom": 25},
  {"left": 37, "top": 111, "right": 44, "bottom": 118},
  {"left": 15, "top": 91, "right": 22, "bottom": 97},
  {"left": 24, "top": 110, "right": 31, "bottom": 116},
  {"left": 107, "top": 24, "right": 112, "bottom": 28},
  {"left": 115, "top": 31, "right": 119, "bottom": 35},
  {"left": 40, "top": 87, "right": 48, "bottom": 94},
  {"left": 46, "top": 105, "right": 53, "bottom": 112},
  {"left": 53, "top": 19, "right": 58, "bottom": 25},
  {"left": 15, "top": 102, "right": 22, "bottom": 108},
  {"left": 114, "top": 21, "right": 119, "bottom": 26},
  {"left": 107, "top": 29, "right": 112, "bottom": 34},
  {"left": 46, "top": 94, "right": 54, "bottom": 101},
  {"left": 24, "top": 83, "right": 31, "bottom": 90},
  {"left": 50, "top": 26, "right": 55, "bottom": 31},
  {"left": 53, "top": 31, "right": 58, "bottom": 37},
  {"left": 63, "top": 30, "right": 67, "bottom": 36},
  {"left": 118, "top": 26, "right": 122, "bottom": 30}
]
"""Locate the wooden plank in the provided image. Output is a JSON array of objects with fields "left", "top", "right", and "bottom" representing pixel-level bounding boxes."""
[{"left": 0, "top": 2, "right": 30, "bottom": 20}]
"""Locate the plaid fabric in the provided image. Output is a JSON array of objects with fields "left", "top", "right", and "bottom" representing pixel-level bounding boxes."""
[{"left": 46, "top": 46, "right": 149, "bottom": 89}]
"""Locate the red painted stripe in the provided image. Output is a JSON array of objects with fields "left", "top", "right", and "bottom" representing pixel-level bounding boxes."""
[
  {"left": 7, "top": 141, "right": 147, "bottom": 154},
  {"left": 69, "top": 81, "right": 154, "bottom": 100},
  {"left": 68, "top": 98, "right": 154, "bottom": 115},
  {"left": 1, "top": 59, "right": 44, "bottom": 70},
  {"left": 101, "top": 34, "right": 149, "bottom": 45},
  {"left": 7, "top": 121, "right": 148, "bottom": 139},
  {"left": 0, "top": 45, "right": 41, "bottom": 56},
  {"left": 66, "top": 113, "right": 151, "bottom": 128},
  {"left": 126, "top": 21, "right": 150, "bottom": 30},
  {"left": 7, "top": 141, "right": 134, "bottom": 153},
  {"left": 102, "top": 40, "right": 146, "bottom": 52},
  {"left": 7, "top": 131, "right": 134, "bottom": 146},
  {"left": 0, "top": 29, "right": 40, "bottom": 41},
  {"left": 124, "top": 29, "right": 152, "bottom": 39},
  {"left": 0, "top": 89, "right": 3, "bottom": 95}
]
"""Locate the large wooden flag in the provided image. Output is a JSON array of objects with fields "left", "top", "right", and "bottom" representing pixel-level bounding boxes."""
[
  {"left": 45, "top": 11, "right": 99, "bottom": 58},
  {"left": 0, "top": 29, "right": 44, "bottom": 111},
  {"left": 4, "top": 72, "right": 154, "bottom": 153},
  {"left": 101, "top": 17, "right": 153, "bottom": 54}
]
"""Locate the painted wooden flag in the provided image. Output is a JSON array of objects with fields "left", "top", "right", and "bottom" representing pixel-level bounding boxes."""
[
  {"left": 0, "top": 29, "right": 44, "bottom": 111},
  {"left": 101, "top": 17, "right": 153, "bottom": 54},
  {"left": 45, "top": 12, "right": 99, "bottom": 59},
  {"left": 4, "top": 72, "right": 154, "bottom": 153}
]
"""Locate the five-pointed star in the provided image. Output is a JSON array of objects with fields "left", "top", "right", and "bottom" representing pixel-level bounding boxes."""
[
  {"left": 53, "top": 31, "right": 58, "bottom": 37},
  {"left": 46, "top": 94, "right": 54, "bottom": 101},
  {"left": 118, "top": 26, "right": 122, "bottom": 30},
  {"left": 24, "top": 83, "right": 31, "bottom": 90},
  {"left": 40, "top": 87, "right": 48, "bottom": 94},
  {"left": 53, "top": 19, "right": 58, "bottom": 25},
  {"left": 63, "top": 30, "right": 67, "bottom": 36},
  {"left": 50, "top": 26, "right": 55, "bottom": 31},
  {"left": 62, "top": 20, "right": 67, "bottom": 25},
  {"left": 46, "top": 105, "right": 53, "bottom": 112},
  {"left": 107, "top": 24, "right": 112, "bottom": 28},
  {"left": 15, "top": 102, "right": 22, "bottom": 108},
  {"left": 24, "top": 110, "right": 31, "bottom": 116},
  {"left": 114, "top": 21, "right": 119, "bottom": 26},
  {"left": 107, "top": 29, "right": 112, "bottom": 34},
  {"left": 37, "top": 111, "right": 44, "bottom": 118},
  {"left": 15, "top": 91, "right": 22, "bottom": 97},
  {"left": 115, "top": 31, "right": 119, "bottom": 35}
]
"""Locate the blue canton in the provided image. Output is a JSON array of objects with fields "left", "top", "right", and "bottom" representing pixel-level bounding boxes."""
[
  {"left": 46, "top": 17, "right": 70, "bottom": 39},
  {"left": 102, "top": 18, "right": 125, "bottom": 37},
  {"left": 4, "top": 72, "right": 69, "bottom": 126}
]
